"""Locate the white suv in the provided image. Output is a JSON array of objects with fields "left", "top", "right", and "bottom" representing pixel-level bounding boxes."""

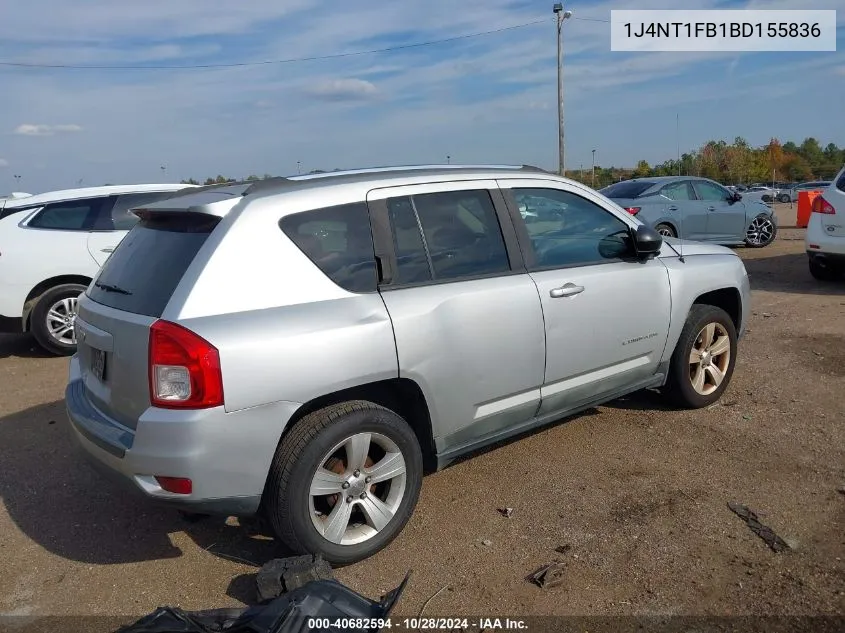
[
  {"left": 0, "top": 183, "right": 195, "bottom": 354},
  {"left": 805, "top": 165, "right": 845, "bottom": 281}
]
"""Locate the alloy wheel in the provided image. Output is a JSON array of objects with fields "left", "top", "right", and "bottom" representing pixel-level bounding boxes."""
[
  {"left": 688, "top": 323, "right": 731, "bottom": 396},
  {"left": 46, "top": 296, "right": 78, "bottom": 345},
  {"left": 746, "top": 216, "right": 775, "bottom": 246},
  {"left": 309, "top": 432, "right": 407, "bottom": 546}
]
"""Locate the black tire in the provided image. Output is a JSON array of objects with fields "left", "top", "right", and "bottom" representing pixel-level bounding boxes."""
[
  {"left": 808, "top": 257, "right": 841, "bottom": 282},
  {"left": 664, "top": 304, "right": 738, "bottom": 409},
  {"left": 777, "top": 194, "right": 790, "bottom": 203},
  {"left": 263, "top": 400, "right": 423, "bottom": 566},
  {"left": 30, "top": 283, "right": 87, "bottom": 356},
  {"left": 655, "top": 223, "right": 677, "bottom": 238},
  {"left": 744, "top": 213, "right": 777, "bottom": 248}
]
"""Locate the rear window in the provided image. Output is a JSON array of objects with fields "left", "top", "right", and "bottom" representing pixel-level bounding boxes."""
[
  {"left": 86, "top": 213, "right": 220, "bottom": 317},
  {"left": 599, "top": 181, "right": 655, "bottom": 199}
]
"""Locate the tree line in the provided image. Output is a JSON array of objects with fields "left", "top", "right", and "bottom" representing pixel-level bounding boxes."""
[
  {"left": 564, "top": 137, "right": 844, "bottom": 189},
  {"left": 180, "top": 137, "right": 844, "bottom": 189}
]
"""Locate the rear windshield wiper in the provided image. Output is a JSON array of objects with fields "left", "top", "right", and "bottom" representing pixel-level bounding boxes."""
[{"left": 94, "top": 281, "right": 133, "bottom": 295}]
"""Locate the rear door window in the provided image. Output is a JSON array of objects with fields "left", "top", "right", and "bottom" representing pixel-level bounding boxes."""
[
  {"left": 660, "top": 181, "right": 695, "bottom": 201},
  {"left": 279, "top": 202, "right": 378, "bottom": 293},
  {"left": 385, "top": 189, "right": 511, "bottom": 284},
  {"left": 86, "top": 213, "right": 220, "bottom": 317},
  {"left": 28, "top": 197, "right": 113, "bottom": 230}
]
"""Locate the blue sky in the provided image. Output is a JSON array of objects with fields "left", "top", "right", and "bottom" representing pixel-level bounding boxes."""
[{"left": 0, "top": 0, "right": 842, "bottom": 192}]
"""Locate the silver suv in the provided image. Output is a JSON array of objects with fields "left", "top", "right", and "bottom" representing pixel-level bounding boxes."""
[{"left": 65, "top": 165, "right": 750, "bottom": 564}]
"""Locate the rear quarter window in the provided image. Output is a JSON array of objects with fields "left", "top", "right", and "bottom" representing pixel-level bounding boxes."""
[
  {"left": 279, "top": 202, "right": 378, "bottom": 293},
  {"left": 599, "top": 181, "right": 655, "bottom": 199},
  {"left": 86, "top": 213, "right": 220, "bottom": 317}
]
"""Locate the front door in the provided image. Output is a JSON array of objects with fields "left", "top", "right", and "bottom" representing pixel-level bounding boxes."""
[
  {"left": 497, "top": 179, "right": 672, "bottom": 416},
  {"left": 692, "top": 180, "right": 747, "bottom": 242},
  {"left": 367, "top": 181, "right": 546, "bottom": 453}
]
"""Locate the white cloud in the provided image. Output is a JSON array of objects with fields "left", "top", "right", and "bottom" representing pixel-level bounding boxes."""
[
  {"left": 304, "top": 78, "right": 380, "bottom": 102},
  {"left": 14, "top": 124, "right": 83, "bottom": 136}
]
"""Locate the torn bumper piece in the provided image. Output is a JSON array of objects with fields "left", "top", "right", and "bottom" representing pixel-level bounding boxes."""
[{"left": 117, "top": 572, "right": 410, "bottom": 633}]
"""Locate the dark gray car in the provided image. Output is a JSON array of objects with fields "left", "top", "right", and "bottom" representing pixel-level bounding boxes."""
[{"left": 600, "top": 176, "right": 777, "bottom": 248}]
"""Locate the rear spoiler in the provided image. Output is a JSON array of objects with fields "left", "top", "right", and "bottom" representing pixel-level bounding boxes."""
[{"left": 131, "top": 178, "right": 297, "bottom": 218}]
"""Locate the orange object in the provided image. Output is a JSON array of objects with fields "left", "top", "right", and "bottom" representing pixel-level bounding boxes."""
[{"left": 796, "top": 190, "right": 822, "bottom": 228}]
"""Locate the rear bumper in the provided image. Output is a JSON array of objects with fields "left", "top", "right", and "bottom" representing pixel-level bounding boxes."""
[
  {"left": 65, "top": 355, "right": 303, "bottom": 516},
  {"left": 805, "top": 214, "right": 845, "bottom": 256}
]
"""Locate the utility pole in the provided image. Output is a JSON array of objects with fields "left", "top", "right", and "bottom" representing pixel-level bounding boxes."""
[
  {"left": 297, "top": 161, "right": 301, "bottom": 175},
  {"left": 554, "top": 4, "right": 572, "bottom": 177},
  {"left": 580, "top": 163, "right": 584, "bottom": 183},
  {"left": 591, "top": 149, "right": 596, "bottom": 188},
  {"left": 676, "top": 113, "right": 681, "bottom": 176},
  {"left": 446, "top": 155, "right": 451, "bottom": 165}
]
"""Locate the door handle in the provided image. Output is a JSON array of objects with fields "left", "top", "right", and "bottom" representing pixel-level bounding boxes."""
[
  {"left": 707, "top": 206, "right": 716, "bottom": 211},
  {"left": 668, "top": 206, "right": 678, "bottom": 211},
  {"left": 101, "top": 248, "right": 114, "bottom": 253},
  {"left": 550, "top": 283, "right": 584, "bottom": 298}
]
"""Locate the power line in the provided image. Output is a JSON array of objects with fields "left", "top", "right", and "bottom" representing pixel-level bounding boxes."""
[
  {"left": 572, "top": 16, "right": 610, "bottom": 23},
  {"left": 0, "top": 17, "right": 554, "bottom": 70}
]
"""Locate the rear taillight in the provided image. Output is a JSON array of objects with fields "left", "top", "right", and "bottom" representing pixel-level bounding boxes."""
[
  {"left": 624, "top": 207, "right": 641, "bottom": 215},
  {"left": 154, "top": 476, "right": 193, "bottom": 495},
  {"left": 149, "top": 320, "right": 223, "bottom": 409},
  {"left": 812, "top": 196, "right": 835, "bottom": 215}
]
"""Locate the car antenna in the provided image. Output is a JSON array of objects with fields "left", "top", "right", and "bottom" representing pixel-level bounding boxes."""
[{"left": 676, "top": 182, "right": 685, "bottom": 263}]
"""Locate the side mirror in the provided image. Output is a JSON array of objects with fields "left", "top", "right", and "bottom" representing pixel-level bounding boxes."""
[{"left": 632, "top": 224, "right": 663, "bottom": 259}]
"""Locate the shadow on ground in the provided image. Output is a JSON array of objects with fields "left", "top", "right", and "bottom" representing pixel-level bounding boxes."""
[
  {"left": 0, "top": 334, "right": 52, "bottom": 360},
  {"left": 0, "top": 401, "right": 292, "bottom": 569},
  {"left": 744, "top": 252, "right": 845, "bottom": 296}
]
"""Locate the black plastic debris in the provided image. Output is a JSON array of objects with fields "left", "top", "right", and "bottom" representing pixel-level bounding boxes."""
[
  {"left": 727, "top": 502, "right": 791, "bottom": 553},
  {"left": 256, "top": 555, "right": 334, "bottom": 603},
  {"left": 116, "top": 572, "right": 411, "bottom": 633},
  {"left": 527, "top": 561, "right": 566, "bottom": 589},
  {"left": 497, "top": 507, "right": 514, "bottom": 518}
]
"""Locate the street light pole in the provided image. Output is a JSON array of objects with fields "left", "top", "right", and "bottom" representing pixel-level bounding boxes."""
[
  {"left": 446, "top": 155, "right": 451, "bottom": 165},
  {"left": 591, "top": 149, "right": 596, "bottom": 187},
  {"left": 554, "top": 4, "right": 572, "bottom": 177},
  {"left": 13, "top": 174, "right": 21, "bottom": 189}
]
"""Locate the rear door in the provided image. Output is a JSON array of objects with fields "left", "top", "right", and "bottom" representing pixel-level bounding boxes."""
[
  {"left": 75, "top": 211, "right": 222, "bottom": 430},
  {"left": 86, "top": 192, "right": 177, "bottom": 266},
  {"left": 367, "top": 180, "right": 546, "bottom": 453},
  {"left": 497, "top": 178, "right": 671, "bottom": 417},
  {"left": 693, "top": 180, "right": 747, "bottom": 242},
  {"left": 657, "top": 180, "right": 708, "bottom": 239}
]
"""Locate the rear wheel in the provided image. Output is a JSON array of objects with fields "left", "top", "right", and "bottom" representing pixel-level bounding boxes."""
[
  {"left": 808, "top": 257, "right": 841, "bottom": 281},
  {"left": 665, "top": 304, "right": 737, "bottom": 409},
  {"left": 655, "top": 223, "right": 676, "bottom": 238},
  {"left": 744, "top": 214, "right": 777, "bottom": 248},
  {"left": 777, "top": 193, "right": 790, "bottom": 203},
  {"left": 30, "top": 283, "right": 87, "bottom": 356},
  {"left": 263, "top": 401, "right": 423, "bottom": 566}
]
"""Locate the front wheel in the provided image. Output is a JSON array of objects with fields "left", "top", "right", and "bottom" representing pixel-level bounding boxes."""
[
  {"left": 263, "top": 401, "right": 423, "bottom": 566},
  {"left": 744, "top": 214, "right": 777, "bottom": 248},
  {"left": 30, "top": 283, "right": 87, "bottom": 356},
  {"left": 664, "top": 304, "right": 738, "bottom": 409},
  {"left": 777, "top": 194, "right": 791, "bottom": 203}
]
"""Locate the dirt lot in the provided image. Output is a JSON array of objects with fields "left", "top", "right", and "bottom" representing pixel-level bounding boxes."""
[{"left": 1, "top": 203, "right": 843, "bottom": 627}]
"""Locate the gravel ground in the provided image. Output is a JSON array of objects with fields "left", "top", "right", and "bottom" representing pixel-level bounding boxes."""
[{"left": 0, "top": 204, "right": 843, "bottom": 627}]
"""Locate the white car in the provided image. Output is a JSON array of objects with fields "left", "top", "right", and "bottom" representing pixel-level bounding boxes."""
[
  {"left": 805, "top": 165, "right": 845, "bottom": 281},
  {"left": 0, "top": 183, "right": 196, "bottom": 354}
]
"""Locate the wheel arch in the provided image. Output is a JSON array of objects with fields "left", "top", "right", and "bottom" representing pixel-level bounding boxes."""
[
  {"left": 271, "top": 377, "right": 437, "bottom": 475},
  {"left": 692, "top": 287, "right": 742, "bottom": 333},
  {"left": 22, "top": 275, "right": 92, "bottom": 331}
]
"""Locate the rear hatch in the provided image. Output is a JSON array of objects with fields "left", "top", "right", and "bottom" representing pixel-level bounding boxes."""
[{"left": 75, "top": 185, "right": 250, "bottom": 429}]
